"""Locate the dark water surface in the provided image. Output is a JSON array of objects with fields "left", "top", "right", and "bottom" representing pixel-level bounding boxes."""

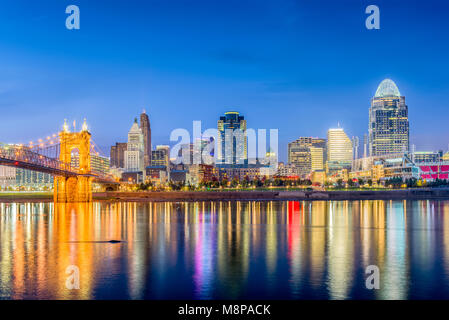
[{"left": 1, "top": 200, "right": 449, "bottom": 300}]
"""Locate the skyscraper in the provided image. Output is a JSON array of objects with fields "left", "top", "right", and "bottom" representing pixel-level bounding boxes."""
[
  {"left": 140, "top": 110, "right": 152, "bottom": 167},
  {"left": 110, "top": 142, "right": 127, "bottom": 168},
  {"left": 124, "top": 118, "right": 144, "bottom": 172},
  {"left": 326, "top": 127, "right": 353, "bottom": 173},
  {"left": 352, "top": 136, "right": 359, "bottom": 160},
  {"left": 369, "top": 79, "right": 409, "bottom": 156},
  {"left": 217, "top": 111, "right": 247, "bottom": 165}
]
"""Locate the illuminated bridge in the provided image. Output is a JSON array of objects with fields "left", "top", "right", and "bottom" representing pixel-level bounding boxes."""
[{"left": 0, "top": 119, "right": 117, "bottom": 202}]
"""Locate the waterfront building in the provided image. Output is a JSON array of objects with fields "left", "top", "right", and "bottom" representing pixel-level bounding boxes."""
[
  {"left": 16, "top": 169, "right": 53, "bottom": 189},
  {"left": 369, "top": 79, "right": 409, "bottom": 156},
  {"left": 170, "top": 169, "right": 188, "bottom": 183},
  {"left": 0, "top": 166, "right": 16, "bottom": 189},
  {"left": 218, "top": 164, "right": 260, "bottom": 182},
  {"left": 109, "top": 167, "right": 125, "bottom": 181},
  {"left": 146, "top": 166, "right": 168, "bottom": 185},
  {"left": 418, "top": 164, "right": 449, "bottom": 180},
  {"left": 413, "top": 151, "right": 441, "bottom": 163},
  {"left": 0, "top": 165, "right": 53, "bottom": 190},
  {"left": 140, "top": 110, "right": 152, "bottom": 167},
  {"left": 71, "top": 154, "right": 110, "bottom": 175},
  {"left": 351, "top": 153, "right": 416, "bottom": 182},
  {"left": 124, "top": 118, "right": 144, "bottom": 173},
  {"left": 151, "top": 145, "right": 170, "bottom": 167},
  {"left": 349, "top": 164, "right": 384, "bottom": 183},
  {"left": 412, "top": 152, "right": 449, "bottom": 181},
  {"left": 326, "top": 128, "right": 352, "bottom": 174},
  {"left": 110, "top": 142, "right": 127, "bottom": 168},
  {"left": 276, "top": 163, "right": 302, "bottom": 177},
  {"left": 187, "top": 164, "right": 217, "bottom": 185},
  {"left": 311, "top": 170, "right": 326, "bottom": 185},
  {"left": 288, "top": 137, "right": 326, "bottom": 177},
  {"left": 122, "top": 171, "right": 142, "bottom": 184},
  {"left": 352, "top": 153, "right": 405, "bottom": 172},
  {"left": 217, "top": 111, "right": 247, "bottom": 165}
]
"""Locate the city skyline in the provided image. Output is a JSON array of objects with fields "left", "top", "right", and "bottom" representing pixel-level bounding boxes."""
[
  {"left": 0, "top": 76, "right": 445, "bottom": 164},
  {"left": 1, "top": 1, "right": 449, "bottom": 162},
  {"left": 4, "top": 0, "right": 449, "bottom": 306}
]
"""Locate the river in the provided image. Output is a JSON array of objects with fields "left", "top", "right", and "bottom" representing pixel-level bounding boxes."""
[{"left": 1, "top": 200, "right": 449, "bottom": 299}]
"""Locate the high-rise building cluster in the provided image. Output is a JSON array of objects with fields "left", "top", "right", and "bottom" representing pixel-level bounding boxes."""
[
  {"left": 288, "top": 137, "right": 326, "bottom": 176},
  {"left": 108, "top": 109, "right": 280, "bottom": 186},
  {"left": 284, "top": 78, "right": 417, "bottom": 184},
  {"left": 106, "top": 78, "right": 449, "bottom": 187},
  {"left": 110, "top": 110, "right": 156, "bottom": 183},
  {"left": 286, "top": 127, "right": 353, "bottom": 180}
]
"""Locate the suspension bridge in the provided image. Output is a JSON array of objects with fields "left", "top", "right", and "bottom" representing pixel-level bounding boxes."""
[{"left": 0, "top": 119, "right": 117, "bottom": 203}]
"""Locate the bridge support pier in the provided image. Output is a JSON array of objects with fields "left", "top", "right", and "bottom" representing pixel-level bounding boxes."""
[{"left": 54, "top": 176, "right": 92, "bottom": 203}]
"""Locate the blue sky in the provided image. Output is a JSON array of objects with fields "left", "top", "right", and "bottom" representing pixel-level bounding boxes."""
[{"left": 0, "top": 0, "right": 449, "bottom": 161}]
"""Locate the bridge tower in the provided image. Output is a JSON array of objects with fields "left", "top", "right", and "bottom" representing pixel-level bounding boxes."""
[{"left": 54, "top": 119, "right": 93, "bottom": 203}]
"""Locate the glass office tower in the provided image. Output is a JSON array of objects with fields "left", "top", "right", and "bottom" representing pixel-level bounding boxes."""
[
  {"left": 217, "top": 111, "right": 247, "bottom": 165},
  {"left": 369, "top": 79, "right": 409, "bottom": 156}
]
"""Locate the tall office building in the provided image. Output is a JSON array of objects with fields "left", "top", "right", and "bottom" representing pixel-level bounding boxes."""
[
  {"left": 369, "top": 79, "right": 409, "bottom": 156},
  {"left": 124, "top": 118, "right": 144, "bottom": 172},
  {"left": 288, "top": 137, "right": 326, "bottom": 177},
  {"left": 140, "top": 110, "right": 152, "bottom": 167},
  {"left": 352, "top": 136, "right": 359, "bottom": 160},
  {"left": 326, "top": 128, "right": 353, "bottom": 173},
  {"left": 110, "top": 142, "right": 127, "bottom": 168},
  {"left": 217, "top": 111, "right": 247, "bottom": 165}
]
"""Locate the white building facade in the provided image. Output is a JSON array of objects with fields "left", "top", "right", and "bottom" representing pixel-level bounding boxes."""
[{"left": 124, "top": 119, "right": 144, "bottom": 173}]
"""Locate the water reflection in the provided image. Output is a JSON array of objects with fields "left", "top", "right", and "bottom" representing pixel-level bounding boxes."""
[{"left": 1, "top": 200, "right": 449, "bottom": 299}]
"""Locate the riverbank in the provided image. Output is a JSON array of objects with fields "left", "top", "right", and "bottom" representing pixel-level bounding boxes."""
[
  {"left": 0, "top": 192, "right": 52, "bottom": 203},
  {"left": 2, "top": 189, "right": 449, "bottom": 203},
  {"left": 94, "top": 188, "right": 449, "bottom": 202}
]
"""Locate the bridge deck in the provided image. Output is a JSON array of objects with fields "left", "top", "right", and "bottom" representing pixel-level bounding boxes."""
[{"left": 0, "top": 145, "right": 116, "bottom": 183}]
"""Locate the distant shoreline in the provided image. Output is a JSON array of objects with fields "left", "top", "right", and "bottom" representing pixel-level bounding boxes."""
[{"left": 1, "top": 189, "right": 449, "bottom": 203}]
